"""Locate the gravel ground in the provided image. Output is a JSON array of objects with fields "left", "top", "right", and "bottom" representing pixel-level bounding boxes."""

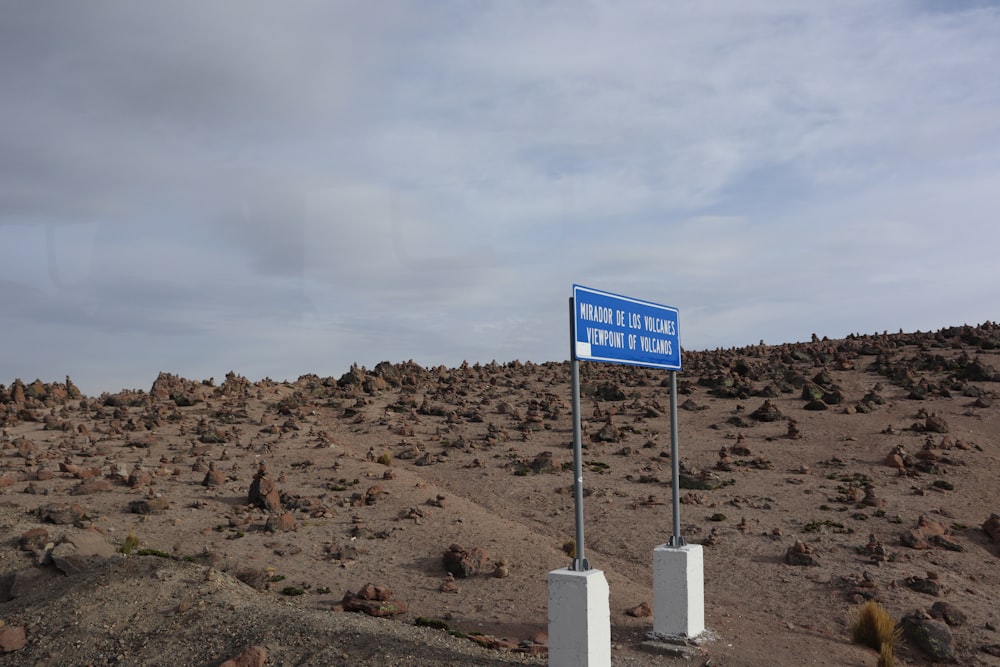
[{"left": 0, "top": 554, "right": 548, "bottom": 667}]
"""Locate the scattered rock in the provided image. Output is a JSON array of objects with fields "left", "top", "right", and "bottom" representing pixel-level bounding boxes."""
[
  {"left": 248, "top": 463, "right": 281, "bottom": 512},
  {"left": 785, "top": 541, "right": 818, "bottom": 566},
  {"left": 37, "top": 503, "right": 86, "bottom": 525},
  {"left": 219, "top": 645, "right": 268, "bottom": 667},
  {"left": 750, "top": 399, "right": 782, "bottom": 422},
  {"left": 492, "top": 558, "right": 510, "bottom": 578},
  {"left": 265, "top": 512, "right": 296, "bottom": 533},
  {"left": 884, "top": 445, "right": 906, "bottom": 469},
  {"left": 858, "top": 533, "right": 891, "bottom": 563},
  {"left": 442, "top": 544, "right": 490, "bottom": 578},
  {"left": 592, "top": 418, "right": 620, "bottom": 443},
  {"left": 925, "top": 413, "right": 949, "bottom": 433},
  {"left": 626, "top": 602, "right": 653, "bottom": 618},
  {"left": 342, "top": 584, "right": 408, "bottom": 617},
  {"left": 18, "top": 527, "right": 50, "bottom": 551},
  {"left": 70, "top": 478, "right": 111, "bottom": 495},
  {"left": 983, "top": 513, "right": 1000, "bottom": 543},
  {"left": 439, "top": 573, "right": 458, "bottom": 593},
  {"left": 901, "top": 613, "right": 956, "bottom": 663},
  {"left": 50, "top": 531, "right": 118, "bottom": 575},
  {"left": 202, "top": 462, "right": 226, "bottom": 487},
  {"left": 900, "top": 515, "right": 949, "bottom": 550},
  {"left": 0, "top": 567, "right": 58, "bottom": 602},
  {"left": 906, "top": 574, "right": 942, "bottom": 597},
  {"left": 128, "top": 497, "right": 170, "bottom": 515},
  {"left": 0, "top": 624, "right": 27, "bottom": 653},
  {"left": 529, "top": 451, "right": 556, "bottom": 473},
  {"left": 930, "top": 601, "right": 967, "bottom": 627}
]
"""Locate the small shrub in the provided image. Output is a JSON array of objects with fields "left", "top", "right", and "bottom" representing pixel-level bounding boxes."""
[
  {"left": 377, "top": 452, "right": 393, "bottom": 466},
  {"left": 932, "top": 479, "right": 954, "bottom": 491},
  {"left": 709, "top": 513, "right": 727, "bottom": 522},
  {"left": 281, "top": 586, "right": 305, "bottom": 596},
  {"left": 803, "top": 519, "right": 851, "bottom": 534},
  {"left": 415, "top": 617, "right": 450, "bottom": 631},
  {"left": 561, "top": 539, "right": 576, "bottom": 559},
  {"left": 849, "top": 601, "right": 901, "bottom": 653},
  {"left": 121, "top": 531, "right": 140, "bottom": 555}
]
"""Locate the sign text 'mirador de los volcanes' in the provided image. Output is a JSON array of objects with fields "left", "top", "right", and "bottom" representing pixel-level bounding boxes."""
[{"left": 573, "top": 285, "right": 681, "bottom": 371}]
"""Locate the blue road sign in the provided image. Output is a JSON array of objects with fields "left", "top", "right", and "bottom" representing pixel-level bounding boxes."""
[{"left": 573, "top": 284, "right": 681, "bottom": 370}]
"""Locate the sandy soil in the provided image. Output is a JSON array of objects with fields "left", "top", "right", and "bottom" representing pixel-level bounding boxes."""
[{"left": 2, "top": 323, "right": 1000, "bottom": 666}]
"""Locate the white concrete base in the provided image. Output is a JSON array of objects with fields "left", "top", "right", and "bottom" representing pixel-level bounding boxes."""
[
  {"left": 653, "top": 544, "right": 705, "bottom": 638},
  {"left": 547, "top": 568, "right": 611, "bottom": 667}
]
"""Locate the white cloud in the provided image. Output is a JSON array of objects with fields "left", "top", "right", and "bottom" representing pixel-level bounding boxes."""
[{"left": 2, "top": 1, "right": 1000, "bottom": 392}]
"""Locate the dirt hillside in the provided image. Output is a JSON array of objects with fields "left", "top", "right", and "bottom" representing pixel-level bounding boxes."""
[{"left": 2, "top": 323, "right": 1000, "bottom": 666}]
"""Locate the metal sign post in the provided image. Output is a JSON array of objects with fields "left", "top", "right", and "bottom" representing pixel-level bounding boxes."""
[
  {"left": 668, "top": 370, "right": 685, "bottom": 547},
  {"left": 569, "top": 298, "right": 590, "bottom": 571}
]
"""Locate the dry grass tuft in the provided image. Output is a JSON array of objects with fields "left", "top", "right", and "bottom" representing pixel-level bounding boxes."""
[
  {"left": 850, "top": 601, "right": 901, "bottom": 655},
  {"left": 876, "top": 640, "right": 895, "bottom": 667}
]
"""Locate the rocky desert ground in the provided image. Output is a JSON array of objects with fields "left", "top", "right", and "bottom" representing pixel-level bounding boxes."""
[{"left": 2, "top": 322, "right": 1000, "bottom": 666}]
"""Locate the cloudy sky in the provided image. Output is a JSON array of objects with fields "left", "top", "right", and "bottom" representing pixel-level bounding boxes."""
[{"left": 2, "top": 1, "right": 999, "bottom": 395}]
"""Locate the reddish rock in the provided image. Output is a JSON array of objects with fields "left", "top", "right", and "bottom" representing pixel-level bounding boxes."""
[
  {"left": 342, "top": 584, "right": 407, "bottom": 617},
  {"left": 915, "top": 447, "right": 941, "bottom": 461},
  {"left": 202, "top": 463, "right": 226, "bottom": 487},
  {"left": 901, "top": 515, "right": 949, "bottom": 549},
  {"left": 439, "top": 574, "right": 458, "bottom": 593},
  {"left": 71, "top": 478, "right": 111, "bottom": 495},
  {"left": 883, "top": 446, "right": 906, "bottom": 469},
  {"left": 363, "top": 484, "right": 386, "bottom": 505},
  {"left": 127, "top": 466, "right": 153, "bottom": 488},
  {"left": 0, "top": 624, "right": 26, "bottom": 653},
  {"left": 924, "top": 413, "right": 949, "bottom": 433},
  {"left": 219, "top": 645, "right": 268, "bottom": 667},
  {"left": 264, "top": 512, "right": 296, "bottom": 532},
  {"left": 356, "top": 583, "right": 393, "bottom": 601},
  {"left": 626, "top": 602, "right": 653, "bottom": 618},
  {"left": 75, "top": 466, "right": 102, "bottom": 480},
  {"left": 248, "top": 463, "right": 281, "bottom": 512},
  {"left": 18, "top": 527, "right": 49, "bottom": 551},
  {"left": 443, "top": 544, "right": 491, "bottom": 578}
]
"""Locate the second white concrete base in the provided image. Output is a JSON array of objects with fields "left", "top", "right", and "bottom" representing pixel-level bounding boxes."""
[
  {"left": 547, "top": 568, "right": 611, "bottom": 667},
  {"left": 653, "top": 543, "right": 705, "bottom": 638}
]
